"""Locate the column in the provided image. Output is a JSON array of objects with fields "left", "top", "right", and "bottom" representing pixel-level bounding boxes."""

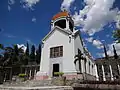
[
  {"left": 109, "top": 65, "right": 114, "bottom": 81},
  {"left": 25, "top": 69, "right": 27, "bottom": 74},
  {"left": 102, "top": 65, "right": 106, "bottom": 81},
  {"left": 29, "top": 70, "right": 32, "bottom": 79},
  {"left": 117, "top": 64, "right": 120, "bottom": 75},
  {"left": 95, "top": 64, "right": 99, "bottom": 81},
  {"left": 66, "top": 18, "right": 69, "bottom": 30},
  {"left": 34, "top": 69, "right": 36, "bottom": 76}
]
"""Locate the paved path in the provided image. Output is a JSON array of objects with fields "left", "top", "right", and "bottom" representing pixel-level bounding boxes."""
[{"left": 0, "top": 85, "right": 73, "bottom": 90}]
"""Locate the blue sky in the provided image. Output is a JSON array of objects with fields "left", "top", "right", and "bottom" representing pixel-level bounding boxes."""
[{"left": 0, "top": 0, "right": 120, "bottom": 59}]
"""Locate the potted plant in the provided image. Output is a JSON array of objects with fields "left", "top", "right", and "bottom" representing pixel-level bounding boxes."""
[
  {"left": 54, "top": 72, "right": 64, "bottom": 77},
  {"left": 18, "top": 73, "right": 27, "bottom": 81}
]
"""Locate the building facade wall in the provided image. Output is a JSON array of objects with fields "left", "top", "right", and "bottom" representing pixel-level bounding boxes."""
[
  {"left": 40, "top": 28, "right": 77, "bottom": 77},
  {"left": 40, "top": 28, "right": 96, "bottom": 79},
  {"left": 74, "top": 34, "right": 95, "bottom": 76}
]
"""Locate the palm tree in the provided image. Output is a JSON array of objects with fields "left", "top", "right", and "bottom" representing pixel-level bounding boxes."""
[
  {"left": 0, "top": 44, "right": 25, "bottom": 82},
  {"left": 74, "top": 49, "right": 86, "bottom": 74},
  {"left": 36, "top": 44, "right": 41, "bottom": 64},
  {"left": 3, "top": 44, "right": 24, "bottom": 66}
]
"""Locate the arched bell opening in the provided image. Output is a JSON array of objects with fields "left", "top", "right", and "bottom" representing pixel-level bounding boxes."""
[{"left": 54, "top": 19, "right": 66, "bottom": 29}]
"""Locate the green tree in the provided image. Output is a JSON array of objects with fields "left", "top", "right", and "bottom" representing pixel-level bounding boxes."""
[
  {"left": 36, "top": 44, "right": 41, "bottom": 64},
  {"left": 23, "top": 42, "right": 30, "bottom": 65},
  {"left": 2, "top": 44, "right": 24, "bottom": 66},
  {"left": 113, "top": 29, "right": 120, "bottom": 43},
  {"left": 25, "top": 42, "right": 29, "bottom": 56},
  {"left": 30, "top": 45, "right": 35, "bottom": 62},
  {"left": 0, "top": 44, "right": 4, "bottom": 57},
  {"left": 0, "top": 44, "right": 4, "bottom": 49},
  {"left": 0, "top": 54, "right": 4, "bottom": 66},
  {"left": 74, "top": 49, "right": 86, "bottom": 73}
]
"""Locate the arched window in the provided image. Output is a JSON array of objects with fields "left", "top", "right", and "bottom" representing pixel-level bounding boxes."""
[{"left": 54, "top": 19, "right": 66, "bottom": 29}]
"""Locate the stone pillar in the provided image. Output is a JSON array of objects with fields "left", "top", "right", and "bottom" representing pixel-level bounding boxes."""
[
  {"left": 102, "top": 65, "right": 106, "bottom": 81},
  {"left": 66, "top": 18, "right": 69, "bottom": 30},
  {"left": 81, "top": 60, "right": 84, "bottom": 73},
  {"left": 92, "top": 65, "right": 93, "bottom": 75},
  {"left": 109, "top": 65, "right": 114, "bottom": 81},
  {"left": 95, "top": 64, "right": 99, "bottom": 81},
  {"left": 25, "top": 69, "right": 27, "bottom": 74},
  {"left": 34, "top": 69, "right": 36, "bottom": 76},
  {"left": 29, "top": 70, "right": 31, "bottom": 79},
  {"left": 117, "top": 64, "right": 120, "bottom": 75}
]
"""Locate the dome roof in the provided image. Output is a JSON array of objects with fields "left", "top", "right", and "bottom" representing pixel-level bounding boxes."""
[{"left": 52, "top": 11, "right": 69, "bottom": 20}]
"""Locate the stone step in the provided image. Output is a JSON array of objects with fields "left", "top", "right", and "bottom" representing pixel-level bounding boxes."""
[
  {"left": 0, "top": 86, "right": 73, "bottom": 90},
  {"left": 3, "top": 80, "right": 54, "bottom": 87}
]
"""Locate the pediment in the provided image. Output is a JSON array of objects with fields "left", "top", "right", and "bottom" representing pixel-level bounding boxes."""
[{"left": 42, "top": 26, "right": 72, "bottom": 42}]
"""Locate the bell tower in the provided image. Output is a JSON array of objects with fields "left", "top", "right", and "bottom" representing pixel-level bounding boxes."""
[{"left": 51, "top": 11, "right": 74, "bottom": 32}]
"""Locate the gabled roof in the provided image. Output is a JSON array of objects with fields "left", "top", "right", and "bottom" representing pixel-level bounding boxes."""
[
  {"left": 42, "top": 26, "right": 72, "bottom": 42},
  {"left": 42, "top": 26, "right": 84, "bottom": 48}
]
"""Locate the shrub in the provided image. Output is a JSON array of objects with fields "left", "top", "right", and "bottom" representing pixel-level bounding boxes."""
[
  {"left": 18, "top": 73, "right": 27, "bottom": 78},
  {"left": 54, "top": 72, "right": 64, "bottom": 76}
]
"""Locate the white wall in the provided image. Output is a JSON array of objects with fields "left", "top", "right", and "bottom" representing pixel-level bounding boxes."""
[
  {"left": 85, "top": 56, "right": 95, "bottom": 76},
  {"left": 40, "top": 27, "right": 96, "bottom": 77},
  {"left": 74, "top": 34, "right": 85, "bottom": 73},
  {"left": 40, "top": 28, "right": 77, "bottom": 77},
  {"left": 74, "top": 35, "right": 84, "bottom": 55},
  {"left": 74, "top": 34, "right": 95, "bottom": 76}
]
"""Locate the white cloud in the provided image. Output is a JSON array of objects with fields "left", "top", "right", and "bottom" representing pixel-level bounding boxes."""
[
  {"left": 7, "top": 35, "right": 16, "bottom": 38},
  {"left": 21, "top": 0, "right": 40, "bottom": 10},
  {"left": 73, "top": 11, "right": 84, "bottom": 27},
  {"left": 32, "top": 17, "right": 36, "bottom": 22},
  {"left": 4, "top": 34, "right": 16, "bottom": 38},
  {"left": 99, "top": 42, "right": 120, "bottom": 57},
  {"left": 96, "top": 53, "right": 103, "bottom": 58},
  {"left": 85, "top": 37, "right": 93, "bottom": 42},
  {"left": 73, "top": 0, "right": 118, "bottom": 36},
  {"left": 93, "top": 39, "right": 103, "bottom": 49},
  {"left": 106, "top": 34, "right": 110, "bottom": 37},
  {"left": 8, "top": 0, "right": 15, "bottom": 11},
  {"left": 101, "top": 40, "right": 105, "bottom": 42},
  {"left": 17, "top": 44, "right": 27, "bottom": 52},
  {"left": 8, "top": 0, "right": 15, "bottom": 5},
  {"left": 8, "top": 5, "right": 11, "bottom": 11},
  {"left": 85, "top": 37, "right": 104, "bottom": 49},
  {"left": 61, "top": 0, "right": 75, "bottom": 11},
  {"left": 106, "top": 43, "right": 120, "bottom": 56},
  {"left": 115, "top": 11, "right": 120, "bottom": 29}
]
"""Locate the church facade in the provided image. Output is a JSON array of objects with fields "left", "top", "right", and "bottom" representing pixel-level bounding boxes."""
[{"left": 36, "top": 11, "right": 98, "bottom": 80}]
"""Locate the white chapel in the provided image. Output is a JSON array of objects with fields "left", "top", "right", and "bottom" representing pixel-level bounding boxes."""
[{"left": 36, "top": 11, "right": 98, "bottom": 80}]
